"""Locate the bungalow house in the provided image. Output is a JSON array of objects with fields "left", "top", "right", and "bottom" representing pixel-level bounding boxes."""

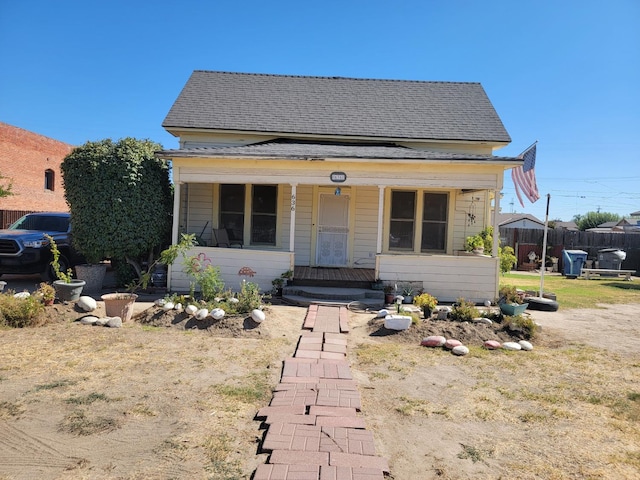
[{"left": 158, "top": 71, "right": 523, "bottom": 302}]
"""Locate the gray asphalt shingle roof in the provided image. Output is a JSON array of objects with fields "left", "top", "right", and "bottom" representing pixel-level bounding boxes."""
[
  {"left": 158, "top": 139, "right": 520, "bottom": 162},
  {"left": 162, "top": 71, "right": 512, "bottom": 143}
]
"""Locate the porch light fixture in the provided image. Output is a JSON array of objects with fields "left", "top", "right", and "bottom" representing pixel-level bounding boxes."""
[{"left": 334, "top": 187, "right": 341, "bottom": 196}]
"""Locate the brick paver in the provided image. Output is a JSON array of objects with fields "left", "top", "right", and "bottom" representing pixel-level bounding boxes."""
[{"left": 253, "top": 305, "right": 390, "bottom": 479}]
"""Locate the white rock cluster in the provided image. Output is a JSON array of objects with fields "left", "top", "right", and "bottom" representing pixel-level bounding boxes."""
[
  {"left": 420, "top": 335, "right": 535, "bottom": 356},
  {"left": 78, "top": 315, "right": 122, "bottom": 328}
]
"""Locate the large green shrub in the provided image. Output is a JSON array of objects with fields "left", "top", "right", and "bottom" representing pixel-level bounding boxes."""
[{"left": 61, "top": 138, "right": 172, "bottom": 275}]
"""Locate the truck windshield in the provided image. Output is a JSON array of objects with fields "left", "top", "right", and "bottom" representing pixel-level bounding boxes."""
[{"left": 9, "top": 215, "right": 70, "bottom": 232}]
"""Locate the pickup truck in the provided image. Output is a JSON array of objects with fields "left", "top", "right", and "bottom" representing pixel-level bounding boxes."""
[{"left": 0, "top": 212, "right": 83, "bottom": 281}]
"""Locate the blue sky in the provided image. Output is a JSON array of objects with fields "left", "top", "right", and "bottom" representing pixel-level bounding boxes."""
[{"left": 1, "top": 0, "right": 638, "bottom": 222}]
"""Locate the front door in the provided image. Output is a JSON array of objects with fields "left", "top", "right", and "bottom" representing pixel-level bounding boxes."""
[{"left": 316, "top": 193, "right": 349, "bottom": 266}]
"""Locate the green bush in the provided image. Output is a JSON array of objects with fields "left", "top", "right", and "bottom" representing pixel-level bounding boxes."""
[
  {"left": 449, "top": 297, "right": 480, "bottom": 322},
  {"left": 0, "top": 293, "right": 46, "bottom": 328},
  {"left": 502, "top": 314, "right": 538, "bottom": 339}
]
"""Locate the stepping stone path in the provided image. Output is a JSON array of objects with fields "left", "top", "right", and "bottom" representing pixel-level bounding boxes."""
[{"left": 254, "top": 304, "right": 390, "bottom": 480}]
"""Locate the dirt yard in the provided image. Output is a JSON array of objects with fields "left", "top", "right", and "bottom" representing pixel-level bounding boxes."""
[{"left": 0, "top": 300, "right": 639, "bottom": 479}]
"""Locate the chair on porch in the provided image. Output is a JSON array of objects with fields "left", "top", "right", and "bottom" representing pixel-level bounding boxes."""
[{"left": 212, "top": 228, "right": 243, "bottom": 248}]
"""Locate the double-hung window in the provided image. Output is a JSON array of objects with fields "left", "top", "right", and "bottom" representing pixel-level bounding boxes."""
[
  {"left": 219, "top": 184, "right": 278, "bottom": 246},
  {"left": 389, "top": 190, "right": 448, "bottom": 253}
]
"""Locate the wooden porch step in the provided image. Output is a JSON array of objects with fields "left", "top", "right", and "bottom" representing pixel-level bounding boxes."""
[{"left": 282, "top": 286, "right": 383, "bottom": 308}]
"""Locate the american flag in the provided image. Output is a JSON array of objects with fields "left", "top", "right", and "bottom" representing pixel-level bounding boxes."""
[{"left": 512, "top": 143, "right": 539, "bottom": 207}]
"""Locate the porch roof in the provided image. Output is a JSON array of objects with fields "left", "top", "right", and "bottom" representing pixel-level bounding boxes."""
[{"left": 158, "top": 139, "right": 521, "bottom": 164}]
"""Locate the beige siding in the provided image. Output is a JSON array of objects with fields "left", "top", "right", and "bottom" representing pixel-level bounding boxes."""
[
  {"left": 452, "top": 191, "right": 488, "bottom": 252},
  {"left": 293, "top": 185, "right": 313, "bottom": 266},
  {"left": 169, "top": 247, "right": 293, "bottom": 293},
  {"left": 377, "top": 254, "right": 498, "bottom": 303},
  {"left": 181, "top": 183, "right": 214, "bottom": 246},
  {"left": 353, "top": 186, "right": 379, "bottom": 268}
]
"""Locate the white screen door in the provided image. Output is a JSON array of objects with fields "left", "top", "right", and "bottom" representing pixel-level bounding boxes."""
[{"left": 316, "top": 193, "right": 349, "bottom": 266}]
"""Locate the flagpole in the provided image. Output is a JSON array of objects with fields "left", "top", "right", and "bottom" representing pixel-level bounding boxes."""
[
  {"left": 518, "top": 140, "right": 538, "bottom": 158},
  {"left": 539, "top": 193, "right": 550, "bottom": 296}
]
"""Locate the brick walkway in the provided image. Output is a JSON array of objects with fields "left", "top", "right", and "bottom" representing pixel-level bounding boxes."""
[{"left": 254, "top": 304, "right": 390, "bottom": 480}]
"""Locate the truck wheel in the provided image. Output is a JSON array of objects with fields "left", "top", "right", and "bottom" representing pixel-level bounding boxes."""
[{"left": 43, "top": 255, "right": 70, "bottom": 282}]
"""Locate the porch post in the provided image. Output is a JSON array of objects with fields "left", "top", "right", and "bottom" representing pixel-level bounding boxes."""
[
  {"left": 289, "top": 183, "right": 297, "bottom": 252},
  {"left": 492, "top": 189, "right": 500, "bottom": 257},
  {"left": 168, "top": 176, "right": 181, "bottom": 290},
  {"left": 376, "top": 186, "right": 384, "bottom": 254}
]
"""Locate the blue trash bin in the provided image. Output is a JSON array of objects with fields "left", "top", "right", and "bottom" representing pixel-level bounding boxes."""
[{"left": 562, "top": 249, "right": 588, "bottom": 278}]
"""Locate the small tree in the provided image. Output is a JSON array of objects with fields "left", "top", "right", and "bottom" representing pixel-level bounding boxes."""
[
  {"left": 61, "top": 138, "right": 172, "bottom": 284},
  {"left": 573, "top": 211, "right": 621, "bottom": 231}
]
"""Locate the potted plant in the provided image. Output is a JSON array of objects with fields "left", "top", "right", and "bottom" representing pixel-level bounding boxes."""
[
  {"left": 465, "top": 234, "right": 485, "bottom": 255},
  {"left": 413, "top": 292, "right": 438, "bottom": 318},
  {"left": 45, "top": 234, "right": 85, "bottom": 302},
  {"left": 272, "top": 277, "right": 284, "bottom": 297},
  {"left": 36, "top": 282, "right": 56, "bottom": 306},
  {"left": 401, "top": 285, "right": 414, "bottom": 304},
  {"left": 383, "top": 285, "right": 395, "bottom": 304},
  {"left": 498, "top": 284, "right": 528, "bottom": 316}
]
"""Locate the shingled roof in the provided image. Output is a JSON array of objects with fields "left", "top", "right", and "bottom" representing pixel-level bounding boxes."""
[{"left": 162, "top": 71, "right": 511, "bottom": 143}]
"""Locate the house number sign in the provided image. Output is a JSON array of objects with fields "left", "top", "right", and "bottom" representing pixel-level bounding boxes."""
[{"left": 330, "top": 172, "right": 347, "bottom": 183}]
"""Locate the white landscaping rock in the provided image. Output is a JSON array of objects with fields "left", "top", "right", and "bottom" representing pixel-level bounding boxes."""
[
  {"left": 155, "top": 298, "right": 166, "bottom": 306},
  {"left": 484, "top": 340, "right": 501, "bottom": 350},
  {"left": 77, "top": 296, "right": 97, "bottom": 312},
  {"left": 436, "top": 306, "right": 451, "bottom": 320},
  {"left": 106, "top": 316, "right": 123, "bottom": 328},
  {"left": 185, "top": 305, "right": 198, "bottom": 316},
  {"left": 384, "top": 315, "right": 412, "bottom": 331},
  {"left": 94, "top": 317, "right": 109, "bottom": 326},
  {"left": 229, "top": 297, "right": 239, "bottom": 304},
  {"left": 195, "top": 309, "right": 209, "bottom": 321},
  {"left": 452, "top": 345, "right": 470, "bottom": 356},
  {"left": 502, "top": 341, "right": 522, "bottom": 351},
  {"left": 473, "top": 317, "right": 493, "bottom": 325},
  {"left": 377, "top": 309, "right": 389, "bottom": 318},
  {"left": 421, "top": 335, "right": 446, "bottom": 347},
  {"left": 80, "top": 316, "right": 99, "bottom": 325},
  {"left": 14, "top": 291, "right": 30, "bottom": 299},
  {"left": 162, "top": 302, "right": 175, "bottom": 311},
  {"left": 519, "top": 340, "right": 534, "bottom": 351},
  {"left": 174, "top": 303, "right": 183, "bottom": 312},
  {"left": 444, "top": 339, "right": 462, "bottom": 349},
  {"left": 251, "top": 309, "right": 266, "bottom": 323},
  {"left": 211, "top": 308, "right": 225, "bottom": 320}
]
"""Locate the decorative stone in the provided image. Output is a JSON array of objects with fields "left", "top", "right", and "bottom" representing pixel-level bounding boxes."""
[
  {"left": 174, "top": 303, "right": 183, "bottom": 312},
  {"left": 155, "top": 298, "right": 166, "bottom": 306},
  {"left": 377, "top": 309, "right": 389, "bottom": 318},
  {"left": 195, "top": 309, "right": 209, "bottom": 321},
  {"left": 80, "top": 316, "right": 98, "bottom": 325},
  {"left": 484, "top": 340, "right": 501, "bottom": 350},
  {"left": 452, "top": 345, "right": 469, "bottom": 356},
  {"left": 229, "top": 297, "right": 239, "bottom": 304},
  {"left": 251, "top": 309, "right": 266, "bottom": 323},
  {"left": 211, "top": 308, "right": 225, "bottom": 320},
  {"left": 437, "top": 306, "right": 451, "bottom": 320},
  {"left": 484, "top": 300, "right": 492, "bottom": 307},
  {"left": 473, "top": 317, "right": 492, "bottom": 325},
  {"left": 94, "top": 317, "right": 109, "bottom": 326},
  {"left": 421, "top": 335, "right": 446, "bottom": 347},
  {"left": 384, "top": 315, "right": 412, "bottom": 331},
  {"left": 77, "top": 296, "right": 97, "bottom": 312},
  {"left": 444, "top": 339, "right": 462, "bottom": 349},
  {"left": 502, "top": 341, "right": 522, "bottom": 351},
  {"left": 519, "top": 340, "right": 533, "bottom": 351},
  {"left": 106, "top": 316, "right": 123, "bottom": 328},
  {"left": 185, "top": 305, "right": 198, "bottom": 316},
  {"left": 14, "top": 291, "right": 30, "bottom": 299},
  {"left": 162, "top": 302, "right": 175, "bottom": 311}
]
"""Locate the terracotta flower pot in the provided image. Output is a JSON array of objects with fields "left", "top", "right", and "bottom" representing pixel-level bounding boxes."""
[{"left": 101, "top": 293, "right": 138, "bottom": 322}]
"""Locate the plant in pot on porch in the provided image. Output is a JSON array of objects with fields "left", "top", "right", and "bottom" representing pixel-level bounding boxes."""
[
  {"left": 401, "top": 285, "right": 414, "bottom": 304},
  {"left": 413, "top": 292, "right": 438, "bottom": 319},
  {"left": 464, "top": 234, "right": 485, "bottom": 255},
  {"left": 45, "top": 234, "right": 85, "bottom": 302},
  {"left": 383, "top": 284, "right": 396, "bottom": 304}
]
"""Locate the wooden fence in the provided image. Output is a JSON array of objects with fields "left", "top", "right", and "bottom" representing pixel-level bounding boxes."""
[
  {"left": 499, "top": 228, "right": 640, "bottom": 273},
  {"left": 0, "top": 210, "right": 35, "bottom": 229}
]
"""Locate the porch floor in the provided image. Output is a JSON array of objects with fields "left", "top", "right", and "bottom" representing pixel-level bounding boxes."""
[{"left": 293, "top": 267, "right": 375, "bottom": 288}]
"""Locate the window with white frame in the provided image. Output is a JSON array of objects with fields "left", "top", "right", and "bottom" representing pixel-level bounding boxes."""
[
  {"left": 219, "top": 184, "right": 278, "bottom": 246},
  {"left": 389, "top": 190, "right": 448, "bottom": 252}
]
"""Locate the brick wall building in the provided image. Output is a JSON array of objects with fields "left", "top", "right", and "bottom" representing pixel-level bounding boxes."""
[{"left": 0, "top": 122, "right": 74, "bottom": 227}]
